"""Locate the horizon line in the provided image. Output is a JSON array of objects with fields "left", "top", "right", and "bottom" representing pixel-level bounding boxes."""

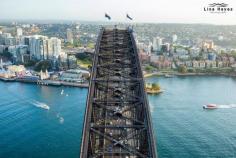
[{"left": 0, "top": 19, "right": 236, "bottom": 26}]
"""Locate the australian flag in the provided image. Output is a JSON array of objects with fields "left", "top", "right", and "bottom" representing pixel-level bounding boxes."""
[
  {"left": 126, "top": 14, "right": 133, "bottom": 20},
  {"left": 105, "top": 13, "right": 111, "bottom": 20}
]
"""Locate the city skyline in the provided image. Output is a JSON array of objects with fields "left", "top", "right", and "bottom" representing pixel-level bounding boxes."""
[{"left": 0, "top": 0, "right": 236, "bottom": 25}]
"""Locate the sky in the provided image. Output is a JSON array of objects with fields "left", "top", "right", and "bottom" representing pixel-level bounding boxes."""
[{"left": 0, "top": 0, "right": 236, "bottom": 25}]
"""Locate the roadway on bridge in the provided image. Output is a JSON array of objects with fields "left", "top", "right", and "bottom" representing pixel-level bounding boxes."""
[{"left": 80, "top": 28, "right": 157, "bottom": 158}]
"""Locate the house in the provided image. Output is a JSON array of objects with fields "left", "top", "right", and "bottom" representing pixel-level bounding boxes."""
[
  {"left": 205, "top": 60, "right": 212, "bottom": 68},
  {"left": 199, "top": 61, "right": 206, "bottom": 68},
  {"left": 176, "top": 61, "right": 185, "bottom": 67},
  {"left": 139, "top": 52, "right": 150, "bottom": 63},
  {"left": 229, "top": 57, "right": 235, "bottom": 64},
  {"left": 185, "top": 61, "right": 192, "bottom": 68},
  {"left": 152, "top": 60, "right": 172, "bottom": 69},
  {"left": 211, "top": 61, "right": 217, "bottom": 68},
  {"left": 217, "top": 61, "right": 223, "bottom": 68},
  {"left": 192, "top": 61, "right": 199, "bottom": 68}
]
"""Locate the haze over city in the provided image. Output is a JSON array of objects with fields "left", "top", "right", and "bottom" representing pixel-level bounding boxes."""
[{"left": 0, "top": 0, "right": 236, "bottom": 25}]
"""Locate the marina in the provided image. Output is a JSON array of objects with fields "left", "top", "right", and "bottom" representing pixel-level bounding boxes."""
[{"left": 0, "top": 77, "right": 89, "bottom": 88}]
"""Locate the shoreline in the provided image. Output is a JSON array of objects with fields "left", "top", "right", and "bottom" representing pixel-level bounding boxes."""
[
  {"left": 0, "top": 77, "right": 89, "bottom": 88},
  {"left": 1, "top": 72, "right": 236, "bottom": 88},
  {"left": 144, "top": 72, "right": 236, "bottom": 78}
]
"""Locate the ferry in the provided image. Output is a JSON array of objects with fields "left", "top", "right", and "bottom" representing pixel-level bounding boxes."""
[{"left": 203, "top": 104, "right": 218, "bottom": 109}]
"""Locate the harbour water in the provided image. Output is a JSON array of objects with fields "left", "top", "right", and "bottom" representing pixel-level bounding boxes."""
[
  {"left": 0, "top": 81, "right": 87, "bottom": 158},
  {"left": 0, "top": 76, "right": 236, "bottom": 157},
  {"left": 147, "top": 76, "right": 236, "bottom": 158}
]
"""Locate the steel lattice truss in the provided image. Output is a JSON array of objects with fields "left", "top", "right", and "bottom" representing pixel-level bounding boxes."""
[{"left": 80, "top": 28, "right": 157, "bottom": 158}]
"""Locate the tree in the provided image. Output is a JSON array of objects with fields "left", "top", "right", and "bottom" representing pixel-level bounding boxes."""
[
  {"left": 34, "top": 60, "right": 52, "bottom": 72},
  {"left": 24, "top": 60, "right": 37, "bottom": 67},
  {"left": 87, "top": 42, "right": 94, "bottom": 49},
  {"left": 188, "top": 68, "right": 196, "bottom": 73},
  {"left": 178, "top": 65, "right": 187, "bottom": 73},
  {"left": 231, "top": 50, "right": 236, "bottom": 60},
  {"left": 145, "top": 65, "right": 154, "bottom": 72},
  {"left": 0, "top": 51, "right": 13, "bottom": 59},
  {"left": 152, "top": 83, "right": 161, "bottom": 91}
]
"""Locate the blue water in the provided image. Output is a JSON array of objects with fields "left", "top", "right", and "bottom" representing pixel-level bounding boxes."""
[
  {"left": 146, "top": 76, "right": 236, "bottom": 158},
  {"left": 0, "top": 76, "right": 236, "bottom": 158},
  {"left": 0, "top": 82, "right": 87, "bottom": 158}
]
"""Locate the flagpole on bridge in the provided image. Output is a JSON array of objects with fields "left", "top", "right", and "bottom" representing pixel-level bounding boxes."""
[{"left": 126, "top": 13, "right": 134, "bottom": 31}]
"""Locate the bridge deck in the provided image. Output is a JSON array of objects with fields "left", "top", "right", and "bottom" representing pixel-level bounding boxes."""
[{"left": 80, "top": 28, "right": 157, "bottom": 158}]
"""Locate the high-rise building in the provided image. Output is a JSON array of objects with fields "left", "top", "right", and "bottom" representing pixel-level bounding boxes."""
[
  {"left": 172, "top": 34, "right": 177, "bottom": 43},
  {"left": 153, "top": 37, "right": 163, "bottom": 52},
  {"left": 161, "top": 43, "right": 170, "bottom": 52},
  {"left": 5, "top": 37, "right": 17, "bottom": 46},
  {"left": 148, "top": 42, "right": 152, "bottom": 54},
  {"left": 152, "top": 38, "right": 157, "bottom": 51},
  {"left": 29, "top": 35, "right": 61, "bottom": 60},
  {"left": 29, "top": 35, "right": 48, "bottom": 60},
  {"left": 48, "top": 37, "right": 61, "bottom": 59},
  {"left": 16, "top": 28, "right": 23, "bottom": 37},
  {"left": 66, "top": 28, "right": 73, "bottom": 44}
]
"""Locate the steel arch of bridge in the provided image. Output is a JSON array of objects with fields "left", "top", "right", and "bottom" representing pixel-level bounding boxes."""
[{"left": 80, "top": 27, "right": 157, "bottom": 158}]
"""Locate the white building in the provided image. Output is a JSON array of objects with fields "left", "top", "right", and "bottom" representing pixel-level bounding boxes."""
[
  {"left": 153, "top": 37, "right": 162, "bottom": 52},
  {"left": 16, "top": 28, "right": 23, "bottom": 37},
  {"left": 172, "top": 34, "right": 178, "bottom": 43},
  {"left": 67, "top": 28, "right": 73, "bottom": 44},
  {"left": 0, "top": 33, "right": 13, "bottom": 45},
  {"left": 29, "top": 35, "right": 47, "bottom": 59},
  {"left": 29, "top": 35, "right": 61, "bottom": 60},
  {"left": 48, "top": 37, "right": 61, "bottom": 60}
]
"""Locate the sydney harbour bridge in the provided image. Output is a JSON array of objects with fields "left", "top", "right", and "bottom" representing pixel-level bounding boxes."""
[{"left": 80, "top": 27, "right": 157, "bottom": 158}]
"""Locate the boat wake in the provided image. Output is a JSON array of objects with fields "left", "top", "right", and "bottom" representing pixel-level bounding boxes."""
[
  {"left": 56, "top": 113, "right": 64, "bottom": 124},
  {"left": 31, "top": 100, "right": 50, "bottom": 110},
  {"left": 217, "top": 104, "right": 236, "bottom": 109}
]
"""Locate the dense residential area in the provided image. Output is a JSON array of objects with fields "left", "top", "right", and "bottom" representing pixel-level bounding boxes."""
[
  {"left": 134, "top": 24, "right": 236, "bottom": 75},
  {"left": 1, "top": 22, "right": 236, "bottom": 84}
]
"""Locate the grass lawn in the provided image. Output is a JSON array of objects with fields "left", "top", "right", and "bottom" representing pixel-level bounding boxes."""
[{"left": 77, "top": 59, "right": 92, "bottom": 69}]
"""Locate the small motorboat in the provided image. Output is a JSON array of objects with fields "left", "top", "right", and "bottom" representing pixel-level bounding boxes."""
[
  {"left": 61, "top": 89, "right": 64, "bottom": 95},
  {"left": 203, "top": 104, "right": 218, "bottom": 109}
]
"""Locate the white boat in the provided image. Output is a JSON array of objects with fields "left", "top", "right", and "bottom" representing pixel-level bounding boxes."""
[
  {"left": 61, "top": 89, "right": 64, "bottom": 95},
  {"left": 40, "top": 104, "right": 50, "bottom": 110},
  {"left": 32, "top": 101, "right": 50, "bottom": 110},
  {"left": 165, "top": 74, "right": 174, "bottom": 78},
  {"left": 203, "top": 104, "right": 218, "bottom": 109}
]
